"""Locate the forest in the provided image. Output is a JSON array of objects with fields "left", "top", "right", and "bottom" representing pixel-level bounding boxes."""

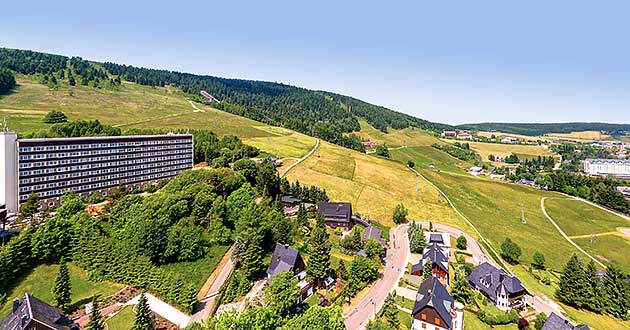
[
  {"left": 458, "top": 122, "right": 630, "bottom": 136},
  {"left": 0, "top": 47, "right": 451, "bottom": 152},
  {"left": 547, "top": 171, "right": 630, "bottom": 213}
]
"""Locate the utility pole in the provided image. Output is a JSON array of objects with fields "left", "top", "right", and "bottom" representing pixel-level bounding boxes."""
[{"left": 521, "top": 206, "right": 526, "bottom": 224}]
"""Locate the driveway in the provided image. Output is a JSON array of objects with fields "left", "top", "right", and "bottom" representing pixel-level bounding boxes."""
[{"left": 344, "top": 224, "right": 409, "bottom": 330}]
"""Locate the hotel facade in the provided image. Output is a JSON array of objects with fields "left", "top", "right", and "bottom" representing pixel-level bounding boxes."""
[
  {"left": 583, "top": 158, "right": 630, "bottom": 178},
  {"left": 0, "top": 130, "right": 194, "bottom": 213}
]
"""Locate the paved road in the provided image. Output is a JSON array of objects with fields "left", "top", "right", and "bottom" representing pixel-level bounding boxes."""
[
  {"left": 540, "top": 197, "right": 606, "bottom": 268},
  {"left": 126, "top": 293, "right": 191, "bottom": 328},
  {"left": 189, "top": 255, "right": 235, "bottom": 324},
  {"left": 344, "top": 224, "right": 409, "bottom": 330},
  {"left": 280, "top": 138, "right": 320, "bottom": 177}
]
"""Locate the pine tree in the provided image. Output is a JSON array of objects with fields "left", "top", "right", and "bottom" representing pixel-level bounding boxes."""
[
  {"left": 556, "top": 254, "right": 588, "bottom": 307},
  {"left": 87, "top": 296, "right": 105, "bottom": 330},
  {"left": 584, "top": 261, "right": 602, "bottom": 312},
  {"left": 297, "top": 204, "right": 308, "bottom": 228},
  {"left": 422, "top": 259, "right": 433, "bottom": 280},
  {"left": 337, "top": 260, "right": 348, "bottom": 280},
  {"left": 52, "top": 261, "right": 72, "bottom": 313},
  {"left": 132, "top": 292, "right": 155, "bottom": 330},
  {"left": 602, "top": 265, "right": 630, "bottom": 320},
  {"left": 242, "top": 239, "right": 265, "bottom": 280},
  {"left": 383, "top": 292, "right": 399, "bottom": 329},
  {"left": 307, "top": 214, "right": 331, "bottom": 286}
]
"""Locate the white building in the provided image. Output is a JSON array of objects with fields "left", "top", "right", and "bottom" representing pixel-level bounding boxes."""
[{"left": 583, "top": 158, "right": 630, "bottom": 178}]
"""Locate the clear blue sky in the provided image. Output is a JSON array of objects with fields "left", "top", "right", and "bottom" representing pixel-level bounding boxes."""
[{"left": 2, "top": 0, "right": 629, "bottom": 125}]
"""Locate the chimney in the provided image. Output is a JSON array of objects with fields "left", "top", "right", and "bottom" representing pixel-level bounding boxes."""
[
  {"left": 12, "top": 298, "right": 20, "bottom": 313},
  {"left": 499, "top": 273, "right": 506, "bottom": 283}
]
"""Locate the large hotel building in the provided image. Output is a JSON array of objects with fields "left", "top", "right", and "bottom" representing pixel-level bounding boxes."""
[
  {"left": 1, "top": 129, "right": 194, "bottom": 214},
  {"left": 582, "top": 158, "right": 630, "bottom": 178}
]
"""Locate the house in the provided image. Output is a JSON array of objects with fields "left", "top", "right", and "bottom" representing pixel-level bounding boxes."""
[
  {"left": 411, "top": 277, "right": 463, "bottom": 330},
  {"left": 362, "top": 225, "right": 386, "bottom": 249},
  {"left": 424, "top": 232, "right": 451, "bottom": 256},
  {"left": 361, "top": 141, "right": 375, "bottom": 148},
  {"left": 440, "top": 131, "right": 457, "bottom": 138},
  {"left": 467, "top": 167, "right": 483, "bottom": 176},
  {"left": 1, "top": 293, "right": 78, "bottom": 330},
  {"left": 266, "top": 243, "right": 314, "bottom": 303},
  {"left": 542, "top": 312, "right": 590, "bottom": 330},
  {"left": 410, "top": 243, "right": 449, "bottom": 286},
  {"left": 281, "top": 196, "right": 302, "bottom": 216},
  {"left": 501, "top": 137, "right": 518, "bottom": 143},
  {"left": 317, "top": 202, "right": 354, "bottom": 230},
  {"left": 457, "top": 132, "right": 473, "bottom": 140},
  {"left": 466, "top": 262, "right": 529, "bottom": 311}
]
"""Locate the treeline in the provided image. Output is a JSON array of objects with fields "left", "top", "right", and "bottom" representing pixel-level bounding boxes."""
[
  {"left": 279, "top": 178, "right": 329, "bottom": 203},
  {"left": 557, "top": 254, "right": 629, "bottom": 320},
  {"left": 432, "top": 142, "right": 478, "bottom": 161},
  {"left": 547, "top": 171, "right": 630, "bottom": 214},
  {"left": 0, "top": 67, "right": 16, "bottom": 94},
  {"left": 458, "top": 122, "right": 630, "bottom": 136}
]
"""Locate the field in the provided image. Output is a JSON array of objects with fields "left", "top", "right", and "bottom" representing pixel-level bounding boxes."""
[
  {"left": 477, "top": 131, "right": 548, "bottom": 143},
  {"left": 389, "top": 146, "right": 471, "bottom": 174},
  {"left": 0, "top": 263, "right": 123, "bottom": 318},
  {"left": 353, "top": 118, "right": 442, "bottom": 147},
  {"left": 106, "top": 305, "right": 135, "bottom": 330},
  {"left": 545, "top": 131, "right": 612, "bottom": 141},
  {"left": 285, "top": 140, "right": 471, "bottom": 230},
  {"left": 158, "top": 245, "right": 231, "bottom": 292},
  {"left": 442, "top": 140, "right": 557, "bottom": 162}
]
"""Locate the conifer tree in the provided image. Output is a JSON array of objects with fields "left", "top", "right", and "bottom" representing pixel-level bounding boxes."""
[
  {"left": 422, "top": 259, "right": 433, "bottom": 280},
  {"left": 383, "top": 292, "right": 399, "bottom": 329},
  {"left": 307, "top": 214, "right": 331, "bottom": 286},
  {"left": 132, "top": 292, "right": 155, "bottom": 330},
  {"left": 337, "top": 260, "right": 348, "bottom": 280},
  {"left": 52, "top": 261, "right": 72, "bottom": 313},
  {"left": 87, "top": 296, "right": 105, "bottom": 330},
  {"left": 556, "top": 254, "right": 588, "bottom": 307},
  {"left": 297, "top": 204, "right": 308, "bottom": 228},
  {"left": 602, "top": 265, "right": 630, "bottom": 320}
]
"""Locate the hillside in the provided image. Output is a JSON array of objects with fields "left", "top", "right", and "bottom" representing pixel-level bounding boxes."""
[
  {"left": 458, "top": 122, "right": 630, "bottom": 136},
  {"left": 0, "top": 47, "right": 451, "bottom": 152}
]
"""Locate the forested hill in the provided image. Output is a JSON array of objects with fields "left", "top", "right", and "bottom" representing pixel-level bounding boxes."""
[
  {"left": 458, "top": 122, "right": 630, "bottom": 136},
  {"left": 0, "top": 47, "right": 451, "bottom": 151}
]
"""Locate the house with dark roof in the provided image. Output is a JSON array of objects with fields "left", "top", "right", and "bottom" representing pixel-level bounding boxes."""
[
  {"left": 361, "top": 225, "right": 386, "bottom": 249},
  {"left": 281, "top": 196, "right": 302, "bottom": 216},
  {"left": 317, "top": 202, "right": 354, "bottom": 230},
  {"left": 466, "top": 262, "right": 529, "bottom": 311},
  {"left": 424, "top": 232, "right": 451, "bottom": 256},
  {"left": 542, "top": 313, "right": 589, "bottom": 330},
  {"left": 1, "top": 293, "right": 77, "bottom": 330},
  {"left": 266, "top": 243, "right": 305, "bottom": 279},
  {"left": 410, "top": 243, "right": 449, "bottom": 286},
  {"left": 411, "top": 277, "right": 463, "bottom": 330}
]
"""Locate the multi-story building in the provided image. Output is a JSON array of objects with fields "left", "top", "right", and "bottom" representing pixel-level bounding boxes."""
[
  {"left": 583, "top": 158, "right": 630, "bottom": 178},
  {"left": 1, "top": 129, "right": 193, "bottom": 213}
]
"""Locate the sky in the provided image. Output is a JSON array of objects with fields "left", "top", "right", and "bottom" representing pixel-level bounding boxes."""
[{"left": 2, "top": 0, "right": 630, "bottom": 125}]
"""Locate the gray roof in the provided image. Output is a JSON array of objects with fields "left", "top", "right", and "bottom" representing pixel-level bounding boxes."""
[
  {"left": 412, "top": 277, "right": 454, "bottom": 326},
  {"left": 362, "top": 226, "right": 386, "bottom": 247},
  {"left": 281, "top": 196, "right": 301, "bottom": 204},
  {"left": 1, "top": 293, "right": 75, "bottom": 330},
  {"left": 411, "top": 262, "right": 424, "bottom": 274},
  {"left": 423, "top": 243, "right": 449, "bottom": 273},
  {"left": 429, "top": 233, "right": 444, "bottom": 244},
  {"left": 542, "top": 313, "right": 590, "bottom": 330},
  {"left": 317, "top": 202, "right": 352, "bottom": 224},
  {"left": 465, "top": 262, "right": 527, "bottom": 302},
  {"left": 266, "top": 243, "right": 303, "bottom": 278}
]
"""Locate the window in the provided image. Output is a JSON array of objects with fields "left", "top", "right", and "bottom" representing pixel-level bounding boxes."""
[
  {"left": 421, "top": 313, "right": 426, "bottom": 320},
  {"left": 421, "top": 323, "right": 426, "bottom": 329},
  {"left": 434, "top": 318, "right": 440, "bottom": 325}
]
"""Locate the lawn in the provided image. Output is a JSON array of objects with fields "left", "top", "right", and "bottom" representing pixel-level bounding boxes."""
[
  {"left": 389, "top": 146, "right": 471, "bottom": 174},
  {"left": 353, "top": 118, "right": 443, "bottom": 147},
  {"left": 243, "top": 126, "right": 317, "bottom": 159},
  {"left": 463, "top": 310, "right": 517, "bottom": 330},
  {"left": 158, "top": 245, "right": 231, "bottom": 293},
  {"left": 546, "top": 131, "right": 612, "bottom": 141},
  {"left": 543, "top": 197, "right": 630, "bottom": 236},
  {"left": 106, "top": 305, "right": 135, "bottom": 330},
  {"left": 442, "top": 140, "right": 557, "bottom": 162},
  {"left": 573, "top": 235, "right": 630, "bottom": 273},
  {"left": 285, "top": 140, "right": 470, "bottom": 230},
  {"left": 0, "top": 263, "right": 123, "bottom": 318}
]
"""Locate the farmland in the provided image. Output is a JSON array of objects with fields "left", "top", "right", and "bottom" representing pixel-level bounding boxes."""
[{"left": 441, "top": 140, "right": 557, "bottom": 162}]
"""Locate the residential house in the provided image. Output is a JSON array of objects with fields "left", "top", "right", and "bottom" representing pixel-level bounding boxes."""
[
  {"left": 424, "top": 232, "right": 451, "bottom": 256},
  {"left": 411, "top": 243, "right": 449, "bottom": 286},
  {"left": 281, "top": 196, "right": 302, "bottom": 216},
  {"left": 361, "top": 225, "right": 387, "bottom": 249},
  {"left": 266, "top": 243, "right": 314, "bottom": 303},
  {"left": 466, "top": 262, "right": 529, "bottom": 311},
  {"left": 317, "top": 202, "right": 354, "bottom": 230},
  {"left": 457, "top": 132, "right": 473, "bottom": 140},
  {"left": 411, "top": 277, "right": 463, "bottom": 330},
  {"left": 501, "top": 137, "right": 519, "bottom": 143},
  {"left": 542, "top": 312, "right": 590, "bottom": 330},
  {"left": 468, "top": 167, "right": 484, "bottom": 176},
  {"left": 361, "top": 141, "right": 375, "bottom": 148},
  {"left": 440, "top": 131, "right": 457, "bottom": 138},
  {"left": 1, "top": 293, "right": 77, "bottom": 330}
]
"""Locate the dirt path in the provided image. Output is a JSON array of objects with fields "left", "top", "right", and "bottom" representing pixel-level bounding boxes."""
[
  {"left": 540, "top": 197, "right": 606, "bottom": 268},
  {"left": 188, "top": 100, "right": 206, "bottom": 112},
  {"left": 189, "top": 248, "right": 235, "bottom": 324},
  {"left": 279, "top": 138, "right": 320, "bottom": 177}
]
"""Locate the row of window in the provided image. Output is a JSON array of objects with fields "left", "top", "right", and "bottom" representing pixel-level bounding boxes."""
[
  {"left": 18, "top": 138, "right": 192, "bottom": 153},
  {"left": 19, "top": 155, "right": 191, "bottom": 176},
  {"left": 19, "top": 170, "right": 184, "bottom": 201},
  {"left": 19, "top": 165, "right": 189, "bottom": 193},
  {"left": 19, "top": 144, "right": 192, "bottom": 161},
  {"left": 19, "top": 159, "right": 191, "bottom": 184},
  {"left": 19, "top": 149, "right": 192, "bottom": 167}
]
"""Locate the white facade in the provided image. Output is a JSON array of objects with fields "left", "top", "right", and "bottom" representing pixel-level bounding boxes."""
[
  {"left": 0, "top": 131, "right": 18, "bottom": 213},
  {"left": 583, "top": 158, "right": 630, "bottom": 177}
]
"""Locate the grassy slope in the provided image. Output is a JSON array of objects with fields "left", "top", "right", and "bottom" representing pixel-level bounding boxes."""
[
  {"left": 0, "top": 263, "right": 123, "bottom": 317},
  {"left": 442, "top": 139, "right": 557, "bottom": 161}
]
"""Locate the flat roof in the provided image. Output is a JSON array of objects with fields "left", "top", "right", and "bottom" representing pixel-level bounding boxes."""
[{"left": 18, "top": 133, "right": 193, "bottom": 143}]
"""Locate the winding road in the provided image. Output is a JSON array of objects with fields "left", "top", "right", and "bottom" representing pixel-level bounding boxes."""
[{"left": 279, "top": 138, "right": 320, "bottom": 177}]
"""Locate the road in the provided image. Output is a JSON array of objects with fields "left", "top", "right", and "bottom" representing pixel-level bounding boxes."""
[
  {"left": 344, "top": 224, "right": 409, "bottom": 330},
  {"left": 189, "top": 251, "right": 235, "bottom": 324},
  {"left": 280, "top": 138, "right": 320, "bottom": 177}
]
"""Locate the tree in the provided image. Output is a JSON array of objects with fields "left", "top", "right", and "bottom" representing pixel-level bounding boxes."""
[
  {"left": 422, "top": 259, "right": 433, "bottom": 280},
  {"left": 407, "top": 221, "right": 427, "bottom": 253},
  {"left": 296, "top": 203, "right": 308, "bottom": 228},
  {"left": 346, "top": 256, "right": 379, "bottom": 297},
  {"left": 308, "top": 215, "right": 331, "bottom": 285},
  {"left": 451, "top": 273, "right": 474, "bottom": 304},
  {"left": 407, "top": 160, "right": 415, "bottom": 168},
  {"left": 32, "top": 217, "right": 73, "bottom": 261},
  {"left": 132, "top": 292, "right": 155, "bottom": 330},
  {"left": 375, "top": 144, "right": 390, "bottom": 158},
  {"left": 500, "top": 238, "right": 521, "bottom": 264},
  {"left": 456, "top": 235, "right": 467, "bottom": 250},
  {"left": 336, "top": 261, "right": 348, "bottom": 281},
  {"left": 532, "top": 251, "right": 545, "bottom": 270},
  {"left": 57, "top": 191, "right": 86, "bottom": 219},
  {"left": 533, "top": 313, "right": 547, "bottom": 330},
  {"left": 383, "top": 292, "right": 399, "bottom": 329},
  {"left": 364, "top": 239, "right": 384, "bottom": 260},
  {"left": 68, "top": 72, "right": 76, "bottom": 86},
  {"left": 556, "top": 254, "right": 588, "bottom": 308},
  {"left": 19, "top": 193, "right": 40, "bottom": 219},
  {"left": 0, "top": 67, "right": 16, "bottom": 94},
  {"left": 264, "top": 271, "right": 300, "bottom": 317},
  {"left": 87, "top": 296, "right": 105, "bottom": 330},
  {"left": 392, "top": 203, "right": 408, "bottom": 224},
  {"left": 601, "top": 265, "right": 630, "bottom": 320},
  {"left": 279, "top": 306, "right": 346, "bottom": 330},
  {"left": 52, "top": 261, "right": 72, "bottom": 313},
  {"left": 366, "top": 318, "right": 394, "bottom": 330}
]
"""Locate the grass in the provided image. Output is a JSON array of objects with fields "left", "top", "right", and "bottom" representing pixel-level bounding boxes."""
[
  {"left": 543, "top": 197, "right": 630, "bottom": 236},
  {"left": 0, "top": 263, "right": 123, "bottom": 317},
  {"left": 353, "top": 118, "right": 443, "bottom": 147},
  {"left": 398, "top": 309, "right": 413, "bottom": 329},
  {"left": 442, "top": 140, "right": 557, "bottom": 162},
  {"left": 394, "top": 294, "right": 415, "bottom": 310},
  {"left": 546, "top": 131, "right": 612, "bottom": 141},
  {"left": 106, "top": 305, "right": 135, "bottom": 330},
  {"left": 573, "top": 235, "right": 630, "bottom": 273},
  {"left": 285, "top": 140, "right": 470, "bottom": 230},
  {"left": 158, "top": 245, "right": 231, "bottom": 292},
  {"left": 389, "top": 145, "right": 471, "bottom": 174},
  {"left": 463, "top": 310, "right": 517, "bottom": 330}
]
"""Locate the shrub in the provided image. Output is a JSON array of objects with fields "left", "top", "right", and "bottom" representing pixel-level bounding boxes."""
[
  {"left": 456, "top": 235, "right": 467, "bottom": 250},
  {"left": 43, "top": 110, "right": 68, "bottom": 124},
  {"left": 500, "top": 238, "right": 522, "bottom": 264}
]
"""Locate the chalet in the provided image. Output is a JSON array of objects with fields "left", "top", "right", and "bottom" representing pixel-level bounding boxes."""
[
  {"left": 440, "top": 131, "right": 457, "bottom": 138},
  {"left": 361, "top": 141, "right": 375, "bottom": 148},
  {"left": 542, "top": 312, "right": 589, "bottom": 330},
  {"left": 466, "top": 262, "right": 529, "bottom": 311},
  {"left": 281, "top": 196, "right": 302, "bottom": 216},
  {"left": 424, "top": 232, "right": 451, "bottom": 256},
  {"left": 362, "top": 225, "right": 386, "bottom": 249},
  {"left": 266, "top": 243, "right": 314, "bottom": 303},
  {"left": 1, "top": 293, "right": 77, "bottom": 330},
  {"left": 457, "top": 132, "right": 473, "bottom": 140},
  {"left": 317, "top": 202, "right": 354, "bottom": 230},
  {"left": 411, "top": 243, "right": 449, "bottom": 286},
  {"left": 411, "top": 277, "right": 463, "bottom": 330}
]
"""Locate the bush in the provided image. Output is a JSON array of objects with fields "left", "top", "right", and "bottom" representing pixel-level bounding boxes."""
[
  {"left": 43, "top": 110, "right": 68, "bottom": 124},
  {"left": 532, "top": 251, "right": 545, "bottom": 270},
  {"left": 0, "top": 67, "right": 16, "bottom": 94},
  {"left": 456, "top": 235, "right": 467, "bottom": 250},
  {"left": 500, "top": 238, "right": 522, "bottom": 264},
  {"left": 392, "top": 203, "right": 408, "bottom": 224}
]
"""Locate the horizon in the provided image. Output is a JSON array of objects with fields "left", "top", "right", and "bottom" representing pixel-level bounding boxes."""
[{"left": 2, "top": 1, "right": 630, "bottom": 125}]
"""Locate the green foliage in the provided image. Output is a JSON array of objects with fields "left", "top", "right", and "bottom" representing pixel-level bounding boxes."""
[
  {"left": 392, "top": 203, "right": 408, "bottom": 224},
  {"left": 382, "top": 292, "right": 399, "bottom": 329},
  {"left": 279, "top": 178, "right": 329, "bottom": 203},
  {"left": 459, "top": 122, "right": 630, "bottom": 136},
  {"left": 340, "top": 227, "right": 363, "bottom": 252},
  {"left": 43, "top": 110, "right": 68, "bottom": 124},
  {"left": 422, "top": 259, "right": 433, "bottom": 280},
  {"left": 346, "top": 256, "right": 379, "bottom": 297},
  {"left": 500, "top": 238, "right": 521, "bottom": 264},
  {"left": 532, "top": 251, "right": 545, "bottom": 270},
  {"left": 451, "top": 273, "right": 474, "bottom": 304},
  {"left": 307, "top": 216, "right": 332, "bottom": 282},
  {"left": 477, "top": 306, "right": 519, "bottom": 325},
  {"left": 375, "top": 144, "right": 390, "bottom": 158},
  {"left": 221, "top": 270, "right": 253, "bottom": 304},
  {"left": 406, "top": 160, "right": 415, "bottom": 168},
  {"left": 87, "top": 296, "right": 105, "bottom": 330},
  {"left": 366, "top": 318, "right": 394, "bottom": 330},
  {"left": 432, "top": 142, "right": 479, "bottom": 161},
  {"left": 336, "top": 261, "right": 348, "bottom": 281},
  {"left": 0, "top": 230, "right": 33, "bottom": 302},
  {"left": 456, "top": 235, "right": 467, "bottom": 250},
  {"left": 52, "top": 261, "right": 72, "bottom": 313},
  {"left": 407, "top": 221, "right": 427, "bottom": 253},
  {"left": 264, "top": 271, "right": 300, "bottom": 317},
  {"left": 31, "top": 216, "right": 73, "bottom": 262},
  {"left": 164, "top": 218, "right": 207, "bottom": 263},
  {"left": 57, "top": 191, "right": 86, "bottom": 219},
  {"left": 19, "top": 193, "right": 40, "bottom": 219},
  {"left": 279, "top": 306, "right": 346, "bottom": 330},
  {"left": 601, "top": 265, "right": 630, "bottom": 320},
  {"left": 534, "top": 313, "right": 547, "bottom": 330},
  {"left": 0, "top": 67, "right": 16, "bottom": 94},
  {"left": 364, "top": 239, "right": 384, "bottom": 260},
  {"left": 132, "top": 292, "right": 155, "bottom": 330},
  {"left": 548, "top": 171, "right": 630, "bottom": 214}
]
